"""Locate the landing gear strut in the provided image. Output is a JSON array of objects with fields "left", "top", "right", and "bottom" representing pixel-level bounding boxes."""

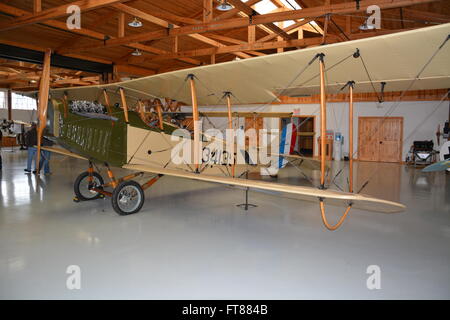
[{"left": 72, "top": 161, "right": 163, "bottom": 215}]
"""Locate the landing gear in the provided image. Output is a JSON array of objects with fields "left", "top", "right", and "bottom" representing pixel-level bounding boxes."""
[
  {"left": 72, "top": 162, "right": 162, "bottom": 215},
  {"left": 111, "top": 181, "right": 145, "bottom": 215},
  {"left": 73, "top": 171, "right": 104, "bottom": 201}
]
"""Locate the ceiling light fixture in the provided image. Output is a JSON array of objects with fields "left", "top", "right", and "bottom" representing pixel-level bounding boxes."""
[
  {"left": 128, "top": 17, "right": 143, "bottom": 28},
  {"left": 216, "top": 0, "right": 233, "bottom": 11},
  {"left": 131, "top": 48, "right": 142, "bottom": 56},
  {"left": 359, "top": 20, "right": 376, "bottom": 31}
]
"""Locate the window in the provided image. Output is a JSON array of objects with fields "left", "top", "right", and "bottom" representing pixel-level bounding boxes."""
[
  {"left": 12, "top": 93, "right": 36, "bottom": 110},
  {"left": 0, "top": 91, "right": 5, "bottom": 109}
]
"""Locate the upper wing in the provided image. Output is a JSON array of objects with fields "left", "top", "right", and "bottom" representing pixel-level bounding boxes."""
[
  {"left": 123, "top": 164, "right": 405, "bottom": 214},
  {"left": 42, "top": 24, "right": 450, "bottom": 105}
]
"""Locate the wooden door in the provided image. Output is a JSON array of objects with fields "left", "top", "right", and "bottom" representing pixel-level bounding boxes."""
[
  {"left": 358, "top": 117, "right": 403, "bottom": 163},
  {"left": 379, "top": 118, "right": 403, "bottom": 163},
  {"left": 358, "top": 117, "right": 380, "bottom": 162}
]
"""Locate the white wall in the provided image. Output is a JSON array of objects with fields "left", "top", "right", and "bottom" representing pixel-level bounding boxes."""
[
  {"left": 0, "top": 109, "right": 37, "bottom": 123},
  {"left": 196, "top": 100, "right": 448, "bottom": 161}
]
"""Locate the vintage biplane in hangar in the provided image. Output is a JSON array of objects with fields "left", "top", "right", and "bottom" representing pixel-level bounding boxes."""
[{"left": 29, "top": 23, "right": 450, "bottom": 230}]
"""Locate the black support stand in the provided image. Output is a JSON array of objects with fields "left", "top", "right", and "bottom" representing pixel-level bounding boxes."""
[{"left": 236, "top": 171, "right": 257, "bottom": 211}]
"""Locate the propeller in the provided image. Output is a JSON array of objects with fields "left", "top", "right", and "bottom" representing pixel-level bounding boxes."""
[{"left": 35, "top": 49, "right": 52, "bottom": 174}]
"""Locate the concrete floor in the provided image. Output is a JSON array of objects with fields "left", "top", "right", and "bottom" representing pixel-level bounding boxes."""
[{"left": 0, "top": 148, "right": 449, "bottom": 299}]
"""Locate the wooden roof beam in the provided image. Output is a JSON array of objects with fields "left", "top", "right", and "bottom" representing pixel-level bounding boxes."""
[
  {"left": 109, "top": 3, "right": 252, "bottom": 60},
  {"left": 139, "top": 5, "right": 201, "bottom": 25},
  {"left": 33, "top": 0, "right": 42, "bottom": 14},
  {"left": 203, "top": 0, "right": 213, "bottom": 23},
  {"left": 59, "top": 0, "right": 440, "bottom": 53},
  {"left": 0, "top": 0, "right": 133, "bottom": 32},
  {"left": 257, "top": 19, "right": 313, "bottom": 42},
  {"left": 402, "top": 8, "right": 450, "bottom": 24},
  {"left": 205, "top": 34, "right": 266, "bottom": 56},
  {"left": 111, "top": 3, "right": 170, "bottom": 28},
  {"left": 0, "top": 3, "right": 202, "bottom": 67},
  {"left": 114, "top": 64, "right": 156, "bottom": 77},
  {"left": 138, "top": 37, "right": 328, "bottom": 62}
]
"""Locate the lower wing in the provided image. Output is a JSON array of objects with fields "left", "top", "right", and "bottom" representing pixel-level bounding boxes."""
[
  {"left": 123, "top": 164, "right": 405, "bottom": 214},
  {"left": 41, "top": 146, "right": 88, "bottom": 160},
  {"left": 41, "top": 146, "right": 405, "bottom": 213}
]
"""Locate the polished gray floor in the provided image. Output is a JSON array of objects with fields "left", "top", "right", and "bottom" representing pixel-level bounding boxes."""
[{"left": 0, "top": 148, "right": 449, "bottom": 299}]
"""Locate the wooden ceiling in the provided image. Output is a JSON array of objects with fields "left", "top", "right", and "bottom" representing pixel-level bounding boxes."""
[{"left": 0, "top": 0, "right": 449, "bottom": 91}]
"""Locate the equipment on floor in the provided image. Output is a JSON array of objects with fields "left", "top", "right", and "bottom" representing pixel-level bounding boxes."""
[
  {"left": 407, "top": 140, "right": 436, "bottom": 167},
  {"left": 423, "top": 141, "right": 450, "bottom": 172},
  {"left": 436, "top": 121, "right": 449, "bottom": 146},
  {"left": 333, "top": 132, "right": 343, "bottom": 161}
]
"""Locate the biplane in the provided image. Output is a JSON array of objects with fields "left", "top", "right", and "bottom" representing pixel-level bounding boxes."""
[{"left": 29, "top": 23, "right": 450, "bottom": 230}]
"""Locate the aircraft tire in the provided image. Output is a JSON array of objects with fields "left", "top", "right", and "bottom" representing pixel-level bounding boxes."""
[
  {"left": 74, "top": 171, "right": 104, "bottom": 201},
  {"left": 111, "top": 180, "right": 145, "bottom": 215}
]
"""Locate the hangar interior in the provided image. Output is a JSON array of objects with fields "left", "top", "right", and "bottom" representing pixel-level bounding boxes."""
[{"left": 0, "top": 0, "right": 449, "bottom": 299}]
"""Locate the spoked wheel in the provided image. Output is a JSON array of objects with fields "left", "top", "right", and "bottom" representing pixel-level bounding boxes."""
[
  {"left": 112, "top": 181, "right": 145, "bottom": 215},
  {"left": 74, "top": 171, "right": 104, "bottom": 201}
]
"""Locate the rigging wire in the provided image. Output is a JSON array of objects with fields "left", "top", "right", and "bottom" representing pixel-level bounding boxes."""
[
  {"left": 351, "top": 36, "right": 449, "bottom": 193},
  {"left": 358, "top": 52, "right": 383, "bottom": 103},
  {"left": 351, "top": 33, "right": 449, "bottom": 164}
]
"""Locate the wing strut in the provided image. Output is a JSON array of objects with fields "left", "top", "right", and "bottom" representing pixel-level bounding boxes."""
[
  {"left": 119, "top": 87, "right": 130, "bottom": 124},
  {"left": 319, "top": 53, "right": 327, "bottom": 189},
  {"left": 62, "top": 92, "right": 69, "bottom": 118},
  {"left": 348, "top": 81, "right": 355, "bottom": 193},
  {"left": 102, "top": 89, "right": 115, "bottom": 126},
  {"left": 153, "top": 98, "right": 164, "bottom": 130},
  {"left": 36, "top": 48, "right": 51, "bottom": 174},
  {"left": 318, "top": 53, "right": 352, "bottom": 230},
  {"left": 225, "top": 92, "right": 235, "bottom": 177},
  {"left": 188, "top": 74, "right": 200, "bottom": 172}
]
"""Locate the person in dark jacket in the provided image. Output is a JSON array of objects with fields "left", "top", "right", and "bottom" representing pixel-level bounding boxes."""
[
  {"left": 37, "top": 136, "right": 54, "bottom": 175},
  {"left": 24, "top": 123, "right": 37, "bottom": 173},
  {"left": 0, "top": 127, "right": 3, "bottom": 170}
]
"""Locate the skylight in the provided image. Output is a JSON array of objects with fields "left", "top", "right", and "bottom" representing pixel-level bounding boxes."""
[
  {"left": 254, "top": 0, "right": 277, "bottom": 14},
  {"left": 279, "top": 0, "right": 302, "bottom": 10}
]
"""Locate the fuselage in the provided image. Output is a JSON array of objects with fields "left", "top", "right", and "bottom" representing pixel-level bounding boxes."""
[{"left": 52, "top": 99, "right": 176, "bottom": 167}]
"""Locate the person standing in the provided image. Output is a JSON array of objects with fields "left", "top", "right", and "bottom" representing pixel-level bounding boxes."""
[
  {"left": 38, "top": 136, "right": 53, "bottom": 175},
  {"left": 0, "top": 126, "right": 3, "bottom": 170},
  {"left": 24, "top": 123, "right": 37, "bottom": 173}
]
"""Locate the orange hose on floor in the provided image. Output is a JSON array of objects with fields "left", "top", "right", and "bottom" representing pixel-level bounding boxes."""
[{"left": 319, "top": 201, "right": 352, "bottom": 231}]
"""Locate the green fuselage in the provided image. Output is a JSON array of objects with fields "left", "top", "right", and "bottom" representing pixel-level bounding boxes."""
[{"left": 53, "top": 99, "right": 176, "bottom": 167}]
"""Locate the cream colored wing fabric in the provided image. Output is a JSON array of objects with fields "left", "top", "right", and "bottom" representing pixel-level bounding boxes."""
[
  {"left": 46, "top": 23, "right": 450, "bottom": 105},
  {"left": 123, "top": 164, "right": 405, "bottom": 213}
]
